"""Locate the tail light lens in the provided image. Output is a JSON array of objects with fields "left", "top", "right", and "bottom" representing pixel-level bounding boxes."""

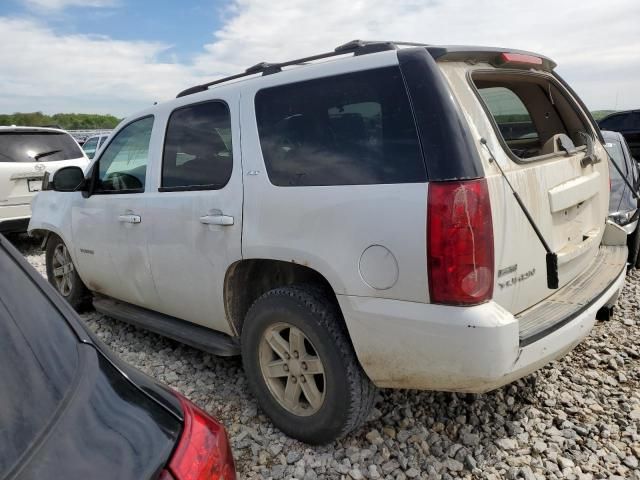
[
  {"left": 497, "top": 52, "right": 543, "bottom": 67},
  {"left": 161, "top": 393, "right": 236, "bottom": 480},
  {"left": 427, "top": 179, "right": 494, "bottom": 305}
]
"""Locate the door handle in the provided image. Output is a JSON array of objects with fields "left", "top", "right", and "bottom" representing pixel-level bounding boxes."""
[
  {"left": 199, "top": 214, "right": 234, "bottom": 226},
  {"left": 118, "top": 214, "right": 141, "bottom": 224}
]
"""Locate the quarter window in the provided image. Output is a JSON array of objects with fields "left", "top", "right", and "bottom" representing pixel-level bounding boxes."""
[
  {"left": 161, "top": 101, "right": 233, "bottom": 190},
  {"left": 96, "top": 116, "right": 153, "bottom": 193},
  {"left": 255, "top": 67, "right": 425, "bottom": 186}
]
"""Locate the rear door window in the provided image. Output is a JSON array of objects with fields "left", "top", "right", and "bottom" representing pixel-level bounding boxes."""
[
  {"left": 255, "top": 67, "right": 425, "bottom": 186},
  {"left": 0, "top": 132, "right": 83, "bottom": 162},
  {"left": 0, "top": 247, "right": 79, "bottom": 477},
  {"left": 161, "top": 101, "right": 233, "bottom": 190}
]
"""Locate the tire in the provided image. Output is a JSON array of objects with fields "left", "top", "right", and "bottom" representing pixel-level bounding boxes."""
[
  {"left": 45, "top": 234, "right": 89, "bottom": 310},
  {"left": 241, "top": 284, "right": 376, "bottom": 444}
]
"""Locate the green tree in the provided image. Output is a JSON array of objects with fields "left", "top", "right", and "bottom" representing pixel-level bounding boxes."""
[{"left": 0, "top": 112, "right": 121, "bottom": 130}]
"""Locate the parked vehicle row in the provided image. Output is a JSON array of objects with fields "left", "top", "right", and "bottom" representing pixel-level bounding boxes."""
[{"left": 28, "top": 40, "right": 629, "bottom": 444}]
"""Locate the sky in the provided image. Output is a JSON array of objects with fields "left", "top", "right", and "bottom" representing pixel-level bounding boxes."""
[{"left": 0, "top": 0, "right": 638, "bottom": 118}]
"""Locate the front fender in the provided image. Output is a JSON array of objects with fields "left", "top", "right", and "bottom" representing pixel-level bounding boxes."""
[{"left": 29, "top": 191, "right": 78, "bottom": 263}]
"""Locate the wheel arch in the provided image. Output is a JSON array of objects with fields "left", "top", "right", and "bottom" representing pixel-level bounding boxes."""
[{"left": 224, "top": 258, "right": 344, "bottom": 337}]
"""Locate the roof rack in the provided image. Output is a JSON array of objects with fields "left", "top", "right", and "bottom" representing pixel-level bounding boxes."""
[{"left": 176, "top": 40, "right": 429, "bottom": 98}]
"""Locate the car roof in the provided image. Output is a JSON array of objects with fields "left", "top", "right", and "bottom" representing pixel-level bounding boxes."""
[
  {"left": 0, "top": 125, "right": 70, "bottom": 135},
  {"left": 127, "top": 41, "right": 555, "bottom": 125},
  {"left": 601, "top": 110, "right": 640, "bottom": 121},
  {"left": 602, "top": 130, "right": 625, "bottom": 142}
]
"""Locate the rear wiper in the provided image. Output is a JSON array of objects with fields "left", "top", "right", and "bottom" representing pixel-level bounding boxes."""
[{"left": 33, "top": 149, "right": 61, "bottom": 161}]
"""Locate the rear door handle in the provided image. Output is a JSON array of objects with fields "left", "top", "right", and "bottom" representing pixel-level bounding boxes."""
[
  {"left": 199, "top": 214, "right": 234, "bottom": 226},
  {"left": 118, "top": 214, "right": 141, "bottom": 224}
]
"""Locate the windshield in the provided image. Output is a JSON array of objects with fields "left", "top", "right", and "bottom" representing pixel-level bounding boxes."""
[
  {"left": 0, "top": 132, "right": 84, "bottom": 162},
  {"left": 0, "top": 241, "right": 79, "bottom": 477}
]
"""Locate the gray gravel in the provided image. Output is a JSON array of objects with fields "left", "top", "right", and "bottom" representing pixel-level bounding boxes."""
[{"left": 11, "top": 234, "right": 640, "bottom": 479}]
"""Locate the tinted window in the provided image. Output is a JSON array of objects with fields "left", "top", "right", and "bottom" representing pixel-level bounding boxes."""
[
  {"left": 255, "top": 67, "right": 425, "bottom": 186},
  {"left": 162, "top": 101, "right": 232, "bottom": 190},
  {"left": 98, "top": 135, "right": 108, "bottom": 147},
  {"left": 0, "top": 244, "right": 78, "bottom": 476},
  {"left": 633, "top": 113, "right": 640, "bottom": 130},
  {"left": 97, "top": 116, "right": 153, "bottom": 193},
  {"left": 479, "top": 87, "right": 537, "bottom": 141},
  {"left": 0, "top": 132, "right": 83, "bottom": 163}
]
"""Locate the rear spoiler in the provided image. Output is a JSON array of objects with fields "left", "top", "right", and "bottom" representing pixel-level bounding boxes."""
[
  {"left": 427, "top": 46, "right": 557, "bottom": 71},
  {"left": 426, "top": 46, "right": 603, "bottom": 143}
]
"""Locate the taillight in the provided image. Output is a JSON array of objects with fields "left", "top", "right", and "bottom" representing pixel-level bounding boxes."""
[
  {"left": 497, "top": 52, "right": 543, "bottom": 67},
  {"left": 427, "top": 179, "right": 494, "bottom": 305},
  {"left": 161, "top": 394, "right": 236, "bottom": 480}
]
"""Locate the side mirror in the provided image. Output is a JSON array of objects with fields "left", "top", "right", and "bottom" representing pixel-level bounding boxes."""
[{"left": 50, "top": 166, "right": 86, "bottom": 192}]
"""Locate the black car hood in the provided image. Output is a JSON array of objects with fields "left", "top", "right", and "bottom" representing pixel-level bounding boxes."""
[{"left": 13, "top": 345, "right": 181, "bottom": 480}]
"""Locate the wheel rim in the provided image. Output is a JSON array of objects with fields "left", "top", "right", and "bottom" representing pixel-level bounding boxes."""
[
  {"left": 51, "top": 244, "right": 74, "bottom": 297},
  {"left": 259, "top": 322, "right": 326, "bottom": 416}
]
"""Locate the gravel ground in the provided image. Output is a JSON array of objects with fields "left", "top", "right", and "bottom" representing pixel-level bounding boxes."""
[{"left": 10, "top": 234, "right": 640, "bottom": 479}]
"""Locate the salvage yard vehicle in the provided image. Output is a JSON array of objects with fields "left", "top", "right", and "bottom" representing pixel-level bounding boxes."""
[
  {"left": 81, "top": 133, "right": 110, "bottom": 159},
  {"left": 0, "top": 126, "right": 89, "bottom": 234},
  {"left": 29, "top": 40, "right": 628, "bottom": 444},
  {"left": 599, "top": 109, "right": 640, "bottom": 160},
  {"left": 602, "top": 130, "right": 640, "bottom": 267},
  {"left": 0, "top": 234, "right": 235, "bottom": 480}
]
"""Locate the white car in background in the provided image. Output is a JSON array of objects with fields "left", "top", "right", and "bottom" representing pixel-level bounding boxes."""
[
  {"left": 0, "top": 126, "right": 89, "bottom": 233},
  {"left": 81, "top": 133, "right": 110, "bottom": 159}
]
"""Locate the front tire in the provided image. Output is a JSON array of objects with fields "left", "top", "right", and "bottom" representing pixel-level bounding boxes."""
[
  {"left": 45, "top": 235, "right": 89, "bottom": 310},
  {"left": 241, "top": 285, "right": 376, "bottom": 444}
]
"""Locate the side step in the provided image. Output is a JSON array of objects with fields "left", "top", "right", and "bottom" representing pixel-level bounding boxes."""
[{"left": 93, "top": 296, "right": 240, "bottom": 356}]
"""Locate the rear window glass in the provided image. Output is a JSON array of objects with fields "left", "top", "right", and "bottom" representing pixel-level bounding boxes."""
[
  {"left": 0, "top": 132, "right": 83, "bottom": 162},
  {"left": 0, "top": 245, "right": 79, "bottom": 476},
  {"left": 473, "top": 72, "right": 591, "bottom": 161},
  {"left": 255, "top": 67, "right": 425, "bottom": 186}
]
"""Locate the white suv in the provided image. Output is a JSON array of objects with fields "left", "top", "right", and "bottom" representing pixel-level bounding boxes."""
[
  {"left": 29, "top": 40, "right": 627, "bottom": 444},
  {"left": 0, "top": 126, "right": 88, "bottom": 233}
]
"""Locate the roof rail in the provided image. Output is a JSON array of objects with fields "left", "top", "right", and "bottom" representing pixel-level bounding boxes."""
[{"left": 176, "top": 40, "right": 428, "bottom": 98}]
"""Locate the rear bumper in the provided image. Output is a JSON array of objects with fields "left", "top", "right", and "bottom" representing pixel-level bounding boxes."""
[{"left": 338, "top": 245, "right": 627, "bottom": 392}]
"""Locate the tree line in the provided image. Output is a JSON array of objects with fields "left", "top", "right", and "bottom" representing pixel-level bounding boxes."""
[{"left": 0, "top": 112, "right": 121, "bottom": 130}]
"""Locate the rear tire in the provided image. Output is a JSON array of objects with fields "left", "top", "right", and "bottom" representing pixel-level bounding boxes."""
[
  {"left": 241, "top": 284, "right": 376, "bottom": 444},
  {"left": 45, "top": 234, "right": 89, "bottom": 310}
]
